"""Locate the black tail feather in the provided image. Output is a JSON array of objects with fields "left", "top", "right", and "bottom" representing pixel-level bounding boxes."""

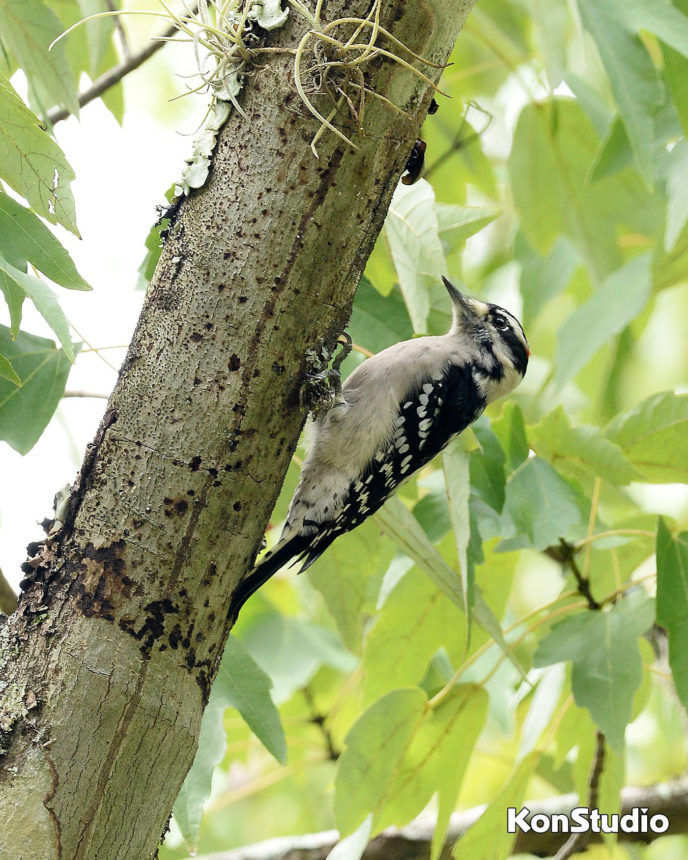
[{"left": 229, "top": 534, "right": 308, "bottom": 619}]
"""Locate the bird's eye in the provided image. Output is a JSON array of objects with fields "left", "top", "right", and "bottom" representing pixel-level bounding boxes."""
[{"left": 492, "top": 314, "right": 509, "bottom": 331}]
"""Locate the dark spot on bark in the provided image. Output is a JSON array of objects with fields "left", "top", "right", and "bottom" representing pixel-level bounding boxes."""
[
  {"left": 204, "top": 322, "right": 214, "bottom": 331},
  {"left": 208, "top": 468, "right": 218, "bottom": 479},
  {"left": 169, "top": 624, "right": 183, "bottom": 649},
  {"left": 186, "top": 649, "right": 196, "bottom": 669},
  {"left": 272, "top": 362, "right": 285, "bottom": 375},
  {"left": 190, "top": 456, "right": 202, "bottom": 471},
  {"left": 190, "top": 332, "right": 202, "bottom": 342},
  {"left": 218, "top": 283, "right": 225, "bottom": 291},
  {"left": 118, "top": 598, "right": 178, "bottom": 653},
  {"left": 229, "top": 354, "right": 241, "bottom": 371},
  {"left": 175, "top": 499, "right": 188, "bottom": 515},
  {"left": 187, "top": 489, "right": 195, "bottom": 496},
  {"left": 233, "top": 501, "right": 241, "bottom": 511},
  {"left": 193, "top": 377, "right": 201, "bottom": 386},
  {"left": 238, "top": 296, "right": 248, "bottom": 304},
  {"left": 70, "top": 540, "right": 132, "bottom": 622}
]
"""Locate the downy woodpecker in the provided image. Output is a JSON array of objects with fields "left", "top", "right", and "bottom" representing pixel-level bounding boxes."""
[{"left": 230, "top": 277, "right": 529, "bottom": 616}]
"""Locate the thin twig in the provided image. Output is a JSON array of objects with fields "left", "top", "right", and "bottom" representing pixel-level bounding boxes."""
[
  {"left": 47, "top": 3, "right": 199, "bottom": 125},
  {"left": 544, "top": 539, "right": 600, "bottom": 610},
  {"left": 302, "top": 686, "right": 339, "bottom": 761},
  {"left": 105, "top": 0, "right": 131, "bottom": 60},
  {"left": 63, "top": 390, "right": 110, "bottom": 399},
  {"left": 554, "top": 731, "right": 606, "bottom": 860}
]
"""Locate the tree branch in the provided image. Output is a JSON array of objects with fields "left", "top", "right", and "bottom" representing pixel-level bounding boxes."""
[
  {"left": 0, "top": 2, "right": 477, "bottom": 856},
  {"left": 185, "top": 778, "right": 688, "bottom": 860},
  {"left": 46, "top": 5, "right": 198, "bottom": 125}
]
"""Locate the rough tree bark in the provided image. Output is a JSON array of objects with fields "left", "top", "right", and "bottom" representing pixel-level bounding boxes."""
[{"left": 0, "top": 1, "right": 477, "bottom": 857}]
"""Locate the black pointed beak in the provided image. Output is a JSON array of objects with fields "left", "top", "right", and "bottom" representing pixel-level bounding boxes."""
[{"left": 442, "top": 276, "right": 480, "bottom": 325}]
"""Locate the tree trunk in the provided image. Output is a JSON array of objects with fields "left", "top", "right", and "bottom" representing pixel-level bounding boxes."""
[{"left": 0, "top": 1, "right": 476, "bottom": 856}]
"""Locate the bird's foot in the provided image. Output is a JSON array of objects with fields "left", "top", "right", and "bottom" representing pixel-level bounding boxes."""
[{"left": 300, "top": 332, "right": 353, "bottom": 415}]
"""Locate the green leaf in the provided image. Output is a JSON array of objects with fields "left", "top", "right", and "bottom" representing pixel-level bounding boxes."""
[
  {"left": 656, "top": 518, "right": 688, "bottom": 710},
  {"left": 77, "top": 0, "right": 114, "bottom": 76},
  {"left": 0, "top": 0, "right": 79, "bottom": 117},
  {"left": 443, "top": 440, "right": 472, "bottom": 621},
  {"left": 349, "top": 277, "right": 413, "bottom": 355},
  {"left": 173, "top": 703, "right": 225, "bottom": 853},
  {"left": 0, "top": 254, "right": 74, "bottom": 360},
  {"left": 0, "top": 352, "right": 20, "bottom": 385},
  {"left": 136, "top": 221, "right": 164, "bottom": 292},
  {"left": 664, "top": 0, "right": 688, "bottom": 136},
  {"left": 335, "top": 687, "right": 426, "bottom": 835},
  {"left": 590, "top": 116, "right": 634, "bottom": 182},
  {"left": 0, "top": 192, "right": 90, "bottom": 291},
  {"left": 664, "top": 140, "right": 688, "bottom": 251},
  {"left": 434, "top": 202, "right": 499, "bottom": 254},
  {"left": 0, "top": 73, "right": 78, "bottom": 233},
  {"left": 604, "top": 391, "right": 688, "bottom": 483},
  {"left": 375, "top": 495, "right": 466, "bottom": 610},
  {"left": 214, "top": 635, "right": 286, "bottom": 762},
  {"left": 453, "top": 751, "right": 539, "bottom": 859},
  {"left": 490, "top": 402, "right": 528, "bottom": 473},
  {"left": 173, "top": 635, "right": 286, "bottom": 850},
  {"left": 469, "top": 420, "right": 506, "bottom": 513},
  {"left": 413, "top": 483, "right": 452, "bottom": 543},
  {"left": 500, "top": 457, "right": 582, "bottom": 551},
  {"left": 533, "top": 592, "right": 655, "bottom": 751},
  {"left": 362, "top": 566, "right": 466, "bottom": 705},
  {"left": 530, "top": 406, "right": 639, "bottom": 486},
  {"left": 376, "top": 496, "right": 526, "bottom": 680},
  {"left": 0, "top": 325, "right": 76, "bottom": 453},
  {"left": 554, "top": 253, "right": 652, "bottom": 387},
  {"left": 509, "top": 99, "right": 660, "bottom": 281},
  {"left": 309, "top": 519, "right": 394, "bottom": 652},
  {"left": 0, "top": 269, "right": 24, "bottom": 337},
  {"left": 577, "top": 0, "right": 663, "bottom": 184},
  {"left": 334, "top": 685, "right": 487, "bottom": 840},
  {"left": 239, "top": 612, "right": 357, "bottom": 703},
  {"left": 516, "top": 233, "right": 579, "bottom": 327},
  {"left": 616, "top": 0, "right": 688, "bottom": 58},
  {"left": 510, "top": 100, "right": 618, "bottom": 280},
  {"left": 384, "top": 179, "right": 446, "bottom": 334}
]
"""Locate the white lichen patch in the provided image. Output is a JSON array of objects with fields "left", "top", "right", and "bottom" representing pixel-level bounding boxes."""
[
  {"left": 250, "top": 0, "right": 289, "bottom": 30},
  {"left": 176, "top": 101, "right": 232, "bottom": 196},
  {"left": 174, "top": 0, "right": 288, "bottom": 196}
]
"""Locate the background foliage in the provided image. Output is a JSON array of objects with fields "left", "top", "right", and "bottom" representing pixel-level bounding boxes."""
[{"left": 1, "top": 0, "right": 688, "bottom": 858}]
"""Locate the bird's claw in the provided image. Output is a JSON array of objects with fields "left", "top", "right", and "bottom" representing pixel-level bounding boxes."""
[{"left": 300, "top": 332, "right": 353, "bottom": 415}]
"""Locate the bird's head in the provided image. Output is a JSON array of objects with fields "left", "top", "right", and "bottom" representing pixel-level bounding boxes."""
[{"left": 442, "top": 276, "right": 529, "bottom": 397}]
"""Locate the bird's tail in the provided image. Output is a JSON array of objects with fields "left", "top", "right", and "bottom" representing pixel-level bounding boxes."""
[{"left": 228, "top": 533, "right": 310, "bottom": 619}]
